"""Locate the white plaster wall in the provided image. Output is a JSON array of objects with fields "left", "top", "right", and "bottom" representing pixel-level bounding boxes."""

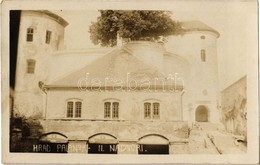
[
  {"left": 46, "top": 89, "right": 183, "bottom": 121},
  {"left": 14, "top": 11, "right": 66, "bottom": 118},
  {"left": 165, "top": 32, "right": 219, "bottom": 123}
]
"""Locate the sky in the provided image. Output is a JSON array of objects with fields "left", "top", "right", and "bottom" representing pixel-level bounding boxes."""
[{"left": 51, "top": 0, "right": 257, "bottom": 90}]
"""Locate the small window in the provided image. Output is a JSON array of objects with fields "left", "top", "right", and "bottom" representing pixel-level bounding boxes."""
[
  {"left": 104, "top": 102, "right": 111, "bottom": 118},
  {"left": 201, "top": 49, "right": 206, "bottom": 62},
  {"left": 45, "top": 30, "right": 52, "bottom": 44},
  {"left": 26, "top": 28, "right": 34, "bottom": 42},
  {"left": 200, "top": 35, "right": 205, "bottom": 40},
  {"left": 75, "top": 102, "right": 82, "bottom": 118},
  {"left": 153, "top": 103, "right": 160, "bottom": 118},
  {"left": 144, "top": 103, "right": 151, "bottom": 119},
  {"left": 27, "top": 59, "right": 36, "bottom": 74},
  {"left": 66, "top": 100, "right": 82, "bottom": 118},
  {"left": 144, "top": 102, "right": 160, "bottom": 119},
  {"left": 112, "top": 102, "right": 119, "bottom": 118},
  {"left": 67, "top": 102, "right": 74, "bottom": 118},
  {"left": 104, "top": 101, "right": 119, "bottom": 119}
]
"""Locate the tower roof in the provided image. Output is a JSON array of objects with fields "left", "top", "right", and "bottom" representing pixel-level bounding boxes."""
[
  {"left": 181, "top": 20, "right": 220, "bottom": 38},
  {"left": 23, "top": 10, "right": 69, "bottom": 27}
]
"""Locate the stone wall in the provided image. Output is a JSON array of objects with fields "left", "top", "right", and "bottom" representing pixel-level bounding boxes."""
[
  {"left": 221, "top": 76, "right": 247, "bottom": 139},
  {"left": 41, "top": 120, "right": 189, "bottom": 141}
]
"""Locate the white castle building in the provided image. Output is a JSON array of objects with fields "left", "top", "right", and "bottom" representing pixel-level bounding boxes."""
[{"left": 13, "top": 10, "right": 220, "bottom": 154}]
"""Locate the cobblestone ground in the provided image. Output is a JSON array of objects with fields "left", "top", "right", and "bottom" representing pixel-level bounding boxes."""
[{"left": 188, "top": 122, "right": 247, "bottom": 154}]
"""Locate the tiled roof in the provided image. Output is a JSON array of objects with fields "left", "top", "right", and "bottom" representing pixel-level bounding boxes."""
[{"left": 47, "top": 48, "right": 167, "bottom": 88}]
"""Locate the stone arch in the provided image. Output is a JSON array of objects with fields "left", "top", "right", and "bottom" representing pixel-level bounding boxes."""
[
  {"left": 195, "top": 105, "right": 209, "bottom": 122},
  {"left": 88, "top": 133, "right": 118, "bottom": 144},
  {"left": 88, "top": 133, "right": 118, "bottom": 154},
  {"left": 38, "top": 132, "right": 68, "bottom": 153},
  {"left": 39, "top": 132, "right": 68, "bottom": 143},
  {"left": 138, "top": 134, "right": 169, "bottom": 145},
  {"left": 138, "top": 134, "right": 169, "bottom": 154}
]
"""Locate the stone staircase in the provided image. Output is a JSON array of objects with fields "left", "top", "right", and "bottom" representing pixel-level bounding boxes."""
[
  {"left": 190, "top": 122, "right": 246, "bottom": 154},
  {"left": 193, "top": 122, "right": 222, "bottom": 131}
]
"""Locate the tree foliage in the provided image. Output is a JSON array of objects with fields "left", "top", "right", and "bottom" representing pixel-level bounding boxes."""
[{"left": 89, "top": 10, "right": 183, "bottom": 47}]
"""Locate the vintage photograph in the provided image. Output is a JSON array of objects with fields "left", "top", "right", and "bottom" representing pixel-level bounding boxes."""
[{"left": 2, "top": 0, "right": 259, "bottom": 164}]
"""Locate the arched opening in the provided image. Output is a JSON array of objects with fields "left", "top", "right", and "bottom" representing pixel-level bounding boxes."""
[
  {"left": 37, "top": 132, "right": 68, "bottom": 153},
  {"left": 138, "top": 134, "right": 169, "bottom": 154},
  {"left": 195, "top": 105, "right": 209, "bottom": 122},
  {"left": 88, "top": 133, "right": 118, "bottom": 154}
]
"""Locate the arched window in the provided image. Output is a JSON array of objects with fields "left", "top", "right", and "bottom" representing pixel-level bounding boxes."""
[
  {"left": 104, "top": 100, "right": 119, "bottom": 119},
  {"left": 66, "top": 99, "right": 82, "bottom": 118},
  {"left": 27, "top": 59, "right": 36, "bottom": 74},
  {"left": 144, "top": 101, "right": 160, "bottom": 119},
  {"left": 26, "top": 28, "right": 34, "bottom": 42}
]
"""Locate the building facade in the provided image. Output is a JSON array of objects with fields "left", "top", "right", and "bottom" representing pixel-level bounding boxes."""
[
  {"left": 220, "top": 76, "right": 247, "bottom": 140},
  {"left": 13, "top": 11, "right": 221, "bottom": 154},
  {"left": 13, "top": 10, "right": 68, "bottom": 118}
]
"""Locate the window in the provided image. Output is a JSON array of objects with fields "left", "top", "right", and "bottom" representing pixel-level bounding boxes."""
[
  {"left": 66, "top": 100, "right": 82, "bottom": 118},
  {"left": 104, "top": 101, "right": 119, "bottom": 119},
  {"left": 26, "top": 28, "right": 34, "bottom": 42},
  {"left": 45, "top": 30, "right": 52, "bottom": 44},
  {"left": 104, "top": 102, "right": 111, "bottom": 118},
  {"left": 200, "top": 35, "right": 206, "bottom": 40},
  {"left": 75, "top": 102, "right": 82, "bottom": 118},
  {"left": 153, "top": 103, "right": 160, "bottom": 119},
  {"left": 112, "top": 102, "right": 119, "bottom": 118},
  {"left": 27, "top": 59, "right": 36, "bottom": 74},
  {"left": 144, "top": 102, "right": 160, "bottom": 119},
  {"left": 201, "top": 49, "right": 206, "bottom": 62},
  {"left": 67, "top": 102, "right": 74, "bottom": 118},
  {"left": 144, "top": 103, "right": 151, "bottom": 119}
]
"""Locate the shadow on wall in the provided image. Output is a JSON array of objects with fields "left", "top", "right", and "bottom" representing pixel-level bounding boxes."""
[{"left": 10, "top": 114, "right": 44, "bottom": 152}]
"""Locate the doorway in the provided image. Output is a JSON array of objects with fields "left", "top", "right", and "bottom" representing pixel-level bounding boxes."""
[{"left": 195, "top": 105, "right": 209, "bottom": 122}]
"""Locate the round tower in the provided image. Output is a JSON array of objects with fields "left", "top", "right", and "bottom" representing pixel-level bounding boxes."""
[
  {"left": 14, "top": 10, "right": 68, "bottom": 118},
  {"left": 165, "top": 21, "right": 220, "bottom": 123}
]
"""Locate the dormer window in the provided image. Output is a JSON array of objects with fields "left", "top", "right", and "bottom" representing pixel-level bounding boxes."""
[
  {"left": 45, "top": 30, "right": 52, "bottom": 44},
  {"left": 26, "top": 28, "right": 34, "bottom": 42}
]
